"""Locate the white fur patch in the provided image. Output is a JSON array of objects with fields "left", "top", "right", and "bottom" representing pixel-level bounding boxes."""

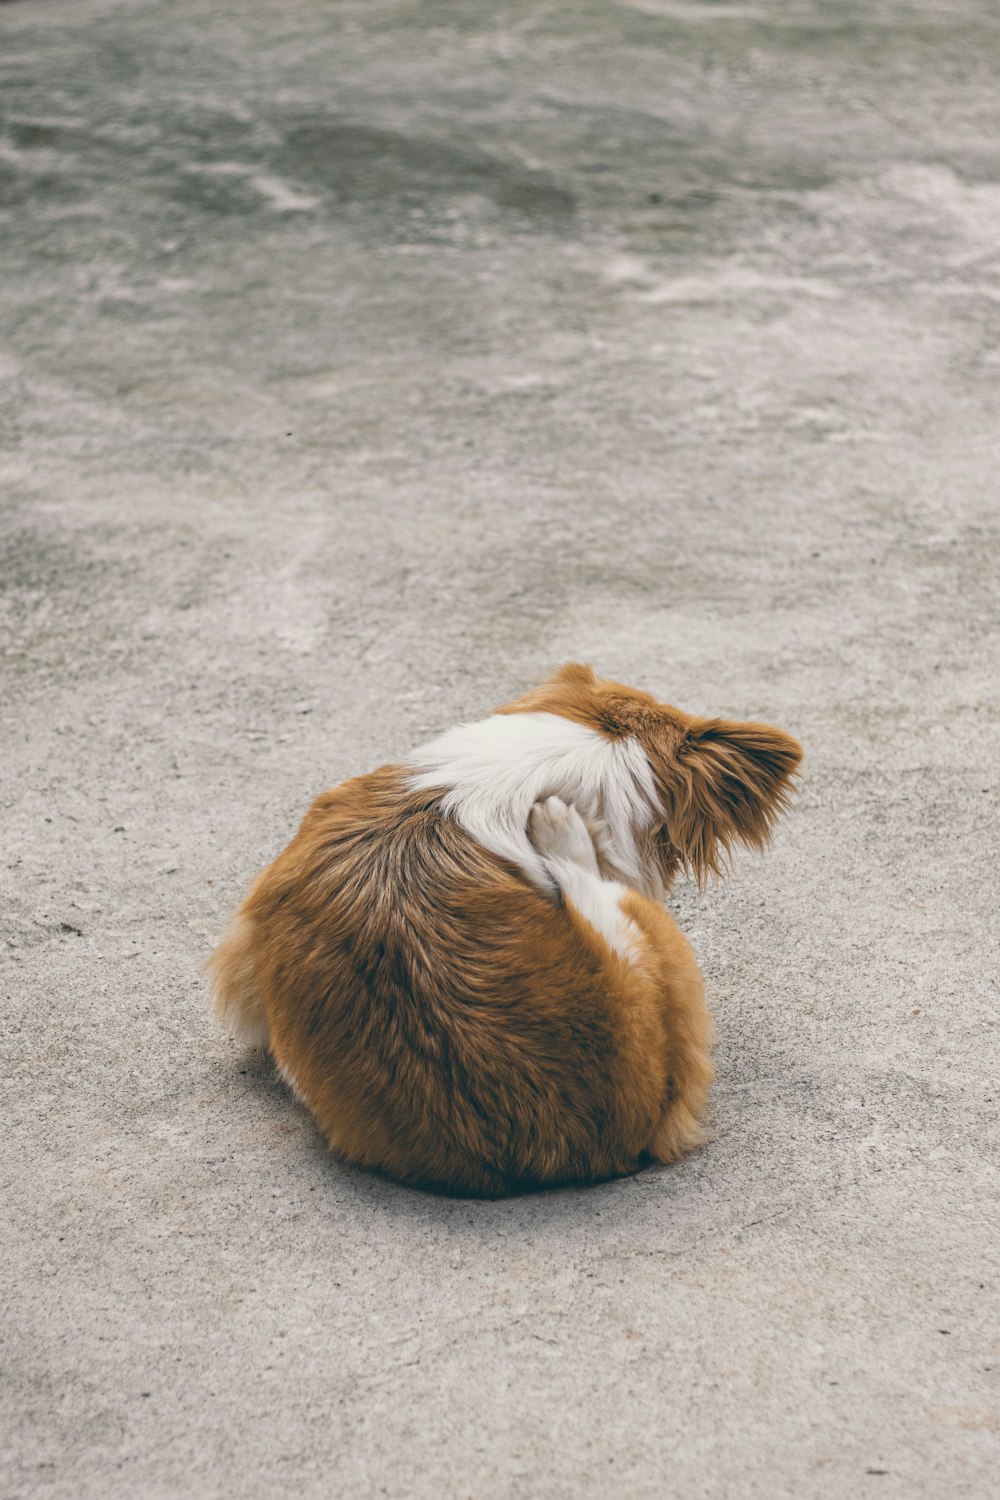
[
  {"left": 276, "top": 1058, "right": 308, "bottom": 1105},
  {"left": 405, "top": 711, "right": 661, "bottom": 894}
]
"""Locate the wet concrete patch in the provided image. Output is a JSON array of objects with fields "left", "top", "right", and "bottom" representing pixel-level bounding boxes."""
[{"left": 273, "top": 118, "right": 576, "bottom": 224}]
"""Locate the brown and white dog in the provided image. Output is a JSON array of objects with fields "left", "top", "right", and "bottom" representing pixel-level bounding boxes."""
[{"left": 208, "top": 664, "right": 802, "bottom": 1197}]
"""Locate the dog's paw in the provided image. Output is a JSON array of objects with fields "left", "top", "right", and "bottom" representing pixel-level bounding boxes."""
[{"left": 529, "top": 796, "right": 600, "bottom": 873}]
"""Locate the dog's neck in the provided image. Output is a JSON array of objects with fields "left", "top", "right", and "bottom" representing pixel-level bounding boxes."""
[{"left": 405, "top": 711, "right": 663, "bottom": 896}]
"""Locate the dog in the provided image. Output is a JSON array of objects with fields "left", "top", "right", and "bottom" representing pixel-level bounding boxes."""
[{"left": 208, "top": 663, "right": 802, "bottom": 1197}]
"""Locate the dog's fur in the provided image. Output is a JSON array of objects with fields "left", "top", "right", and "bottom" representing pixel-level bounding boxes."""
[{"left": 208, "top": 664, "right": 802, "bottom": 1197}]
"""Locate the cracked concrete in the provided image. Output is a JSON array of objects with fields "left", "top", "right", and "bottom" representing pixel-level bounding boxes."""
[{"left": 2, "top": 1, "right": 998, "bottom": 1496}]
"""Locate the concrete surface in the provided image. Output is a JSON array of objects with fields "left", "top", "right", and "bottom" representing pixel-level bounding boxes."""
[{"left": 2, "top": 0, "right": 998, "bottom": 1495}]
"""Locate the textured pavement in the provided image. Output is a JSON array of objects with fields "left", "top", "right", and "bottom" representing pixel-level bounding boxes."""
[{"left": 2, "top": 2, "right": 999, "bottom": 1496}]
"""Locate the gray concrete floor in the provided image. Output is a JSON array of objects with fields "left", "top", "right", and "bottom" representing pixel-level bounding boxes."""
[{"left": 2, "top": 1, "right": 999, "bottom": 1495}]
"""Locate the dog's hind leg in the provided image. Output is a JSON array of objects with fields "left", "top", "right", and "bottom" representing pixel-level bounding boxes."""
[{"left": 529, "top": 796, "right": 640, "bottom": 962}]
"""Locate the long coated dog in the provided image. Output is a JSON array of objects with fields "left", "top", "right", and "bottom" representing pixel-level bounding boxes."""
[{"left": 208, "top": 664, "right": 802, "bottom": 1196}]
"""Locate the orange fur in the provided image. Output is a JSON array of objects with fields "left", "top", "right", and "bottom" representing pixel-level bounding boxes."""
[{"left": 208, "top": 666, "right": 801, "bottom": 1196}]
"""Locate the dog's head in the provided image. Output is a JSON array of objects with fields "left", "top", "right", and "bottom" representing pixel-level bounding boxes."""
[{"left": 501, "top": 662, "right": 803, "bottom": 887}]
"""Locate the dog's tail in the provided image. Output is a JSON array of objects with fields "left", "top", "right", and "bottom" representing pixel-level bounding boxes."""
[{"left": 206, "top": 910, "right": 270, "bottom": 1048}]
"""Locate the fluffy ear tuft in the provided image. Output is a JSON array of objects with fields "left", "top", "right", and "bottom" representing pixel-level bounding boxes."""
[
  {"left": 494, "top": 661, "right": 602, "bottom": 722},
  {"left": 662, "top": 718, "right": 803, "bottom": 885},
  {"left": 551, "top": 661, "right": 597, "bottom": 687}
]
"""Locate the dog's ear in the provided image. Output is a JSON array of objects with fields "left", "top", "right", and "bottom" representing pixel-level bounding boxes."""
[
  {"left": 550, "top": 661, "right": 597, "bottom": 688},
  {"left": 495, "top": 661, "right": 599, "bottom": 718},
  {"left": 660, "top": 717, "right": 803, "bottom": 884}
]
